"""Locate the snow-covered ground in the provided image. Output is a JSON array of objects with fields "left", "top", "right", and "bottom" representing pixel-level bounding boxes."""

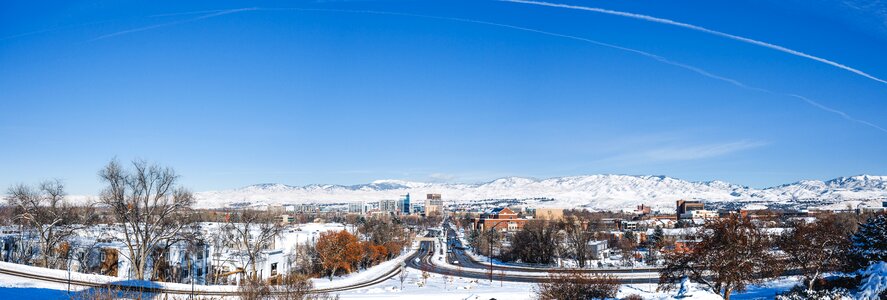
[
  {"left": 0, "top": 234, "right": 419, "bottom": 299},
  {"left": 0, "top": 235, "right": 802, "bottom": 300},
  {"left": 0, "top": 250, "right": 806, "bottom": 300},
  {"left": 335, "top": 268, "right": 800, "bottom": 300}
]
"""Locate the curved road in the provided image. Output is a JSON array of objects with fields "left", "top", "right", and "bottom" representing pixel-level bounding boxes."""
[
  {"left": 0, "top": 254, "right": 414, "bottom": 297},
  {"left": 406, "top": 232, "right": 659, "bottom": 284},
  {"left": 440, "top": 222, "right": 658, "bottom": 274}
]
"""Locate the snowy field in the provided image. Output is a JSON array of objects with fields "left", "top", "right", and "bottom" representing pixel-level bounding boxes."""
[
  {"left": 0, "top": 261, "right": 801, "bottom": 300},
  {"left": 335, "top": 268, "right": 800, "bottom": 300}
]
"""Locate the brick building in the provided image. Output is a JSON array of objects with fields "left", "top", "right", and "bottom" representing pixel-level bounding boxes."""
[{"left": 473, "top": 207, "right": 527, "bottom": 232}]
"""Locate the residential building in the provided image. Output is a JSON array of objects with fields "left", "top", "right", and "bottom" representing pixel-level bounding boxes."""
[
  {"left": 280, "top": 214, "right": 295, "bottom": 224},
  {"left": 348, "top": 201, "right": 367, "bottom": 214},
  {"left": 287, "top": 204, "right": 319, "bottom": 214},
  {"left": 620, "top": 220, "right": 638, "bottom": 231},
  {"left": 588, "top": 240, "right": 609, "bottom": 260}
]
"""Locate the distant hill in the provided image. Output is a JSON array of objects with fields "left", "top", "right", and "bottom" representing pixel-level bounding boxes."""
[{"left": 193, "top": 174, "right": 887, "bottom": 211}]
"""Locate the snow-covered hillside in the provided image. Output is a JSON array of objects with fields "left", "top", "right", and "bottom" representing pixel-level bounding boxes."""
[{"left": 193, "top": 174, "right": 887, "bottom": 210}]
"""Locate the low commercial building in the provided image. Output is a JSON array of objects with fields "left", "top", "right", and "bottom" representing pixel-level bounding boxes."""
[
  {"left": 676, "top": 200, "right": 705, "bottom": 219},
  {"left": 533, "top": 208, "right": 564, "bottom": 220},
  {"left": 472, "top": 207, "right": 528, "bottom": 232}
]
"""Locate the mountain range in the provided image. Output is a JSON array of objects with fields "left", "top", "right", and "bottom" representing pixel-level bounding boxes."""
[{"left": 193, "top": 174, "right": 887, "bottom": 211}]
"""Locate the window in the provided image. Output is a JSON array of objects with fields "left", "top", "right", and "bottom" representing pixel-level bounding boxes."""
[{"left": 271, "top": 263, "right": 278, "bottom": 276}]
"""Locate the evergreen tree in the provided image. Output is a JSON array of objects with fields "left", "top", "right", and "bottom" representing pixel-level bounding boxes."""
[
  {"left": 648, "top": 226, "right": 664, "bottom": 247},
  {"left": 848, "top": 214, "right": 887, "bottom": 270}
]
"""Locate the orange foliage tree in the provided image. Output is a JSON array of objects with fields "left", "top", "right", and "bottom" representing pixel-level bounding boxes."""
[
  {"left": 316, "top": 230, "right": 362, "bottom": 280},
  {"left": 359, "top": 241, "right": 389, "bottom": 268}
]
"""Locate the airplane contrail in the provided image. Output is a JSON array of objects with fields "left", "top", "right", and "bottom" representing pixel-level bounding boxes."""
[
  {"left": 79, "top": 6, "right": 887, "bottom": 134},
  {"left": 502, "top": 0, "right": 887, "bottom": 86},
  {"left": 90, "top": 8, "right": 257, "bottom": 41}
]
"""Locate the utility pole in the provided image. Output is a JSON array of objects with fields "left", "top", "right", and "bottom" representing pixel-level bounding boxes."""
[{"left": 487, "top": 219, "right": 508, "bottom": 283}]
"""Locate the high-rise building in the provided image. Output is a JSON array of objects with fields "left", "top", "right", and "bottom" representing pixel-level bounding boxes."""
[
  {"left": 398, "top": 193, "right": 411, "bottom": 215},
  {"left": 348, "top": 201, "right": 367, "bottom": 214},
  {"left": 425, "top": 193, "right": 443, "bottom": 215},
  {"left": 379, "top": 199, "right": 398, "bottom": 213}
]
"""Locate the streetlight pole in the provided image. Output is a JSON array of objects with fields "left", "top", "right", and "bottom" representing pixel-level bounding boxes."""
[
  {"left": 67, "top": 253, "right": 72, "bottom": 295},
  {"left": 486, "top": 220, "right": 509, "bottom": 283}
]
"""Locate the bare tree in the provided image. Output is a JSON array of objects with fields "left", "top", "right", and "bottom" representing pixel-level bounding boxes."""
[
  {"left": 224, "top": 208, "right": 284, "bottom": 280},
  {"left": 5, "top": 180, "right": 78, "bottom": 268},
  {"left": 98, "top": 159, "right": 194, "bottom": 280},
  {"left": 659, "top": 214, "right": 783, "bottom": 300},
  {"left": 778, "top": 214, "right": 850, "bottom": 292},
  {"left": 536, "top": 271, "right": 620, "bottom": 300},
  {"left": 237, "top": 276, "right": 272, "bottom": 300},
  {"left": 506, "top": 220, "right": 558, "bottom": 265},
  {"left": 618, "top": 232, "right": 637, "bottom": 267},
  {"left": 442, "top": 273, "right": 449, "bottom": 291},
  {"left": 563, "top": 216, "right": 594, "bottom": 268},
  {"left": 397, "top": 262, "right": 408, "bottom": 290}
]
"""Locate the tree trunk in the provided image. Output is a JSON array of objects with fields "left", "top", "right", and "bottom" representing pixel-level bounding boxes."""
[
  {"left": 250, "top": 255, "right": 258, "bottom": 280},
  {"left": 808, "top": 272, "right": 819, "bottom": 292},
  {"left": 723, "top": 286, "right": 733, "bottom": 300}
]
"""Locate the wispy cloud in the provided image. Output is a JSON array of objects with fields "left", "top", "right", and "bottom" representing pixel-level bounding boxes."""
[
  {"left": 427, "top": 173, "right": 457, "bottom": 182},
  {"left": 597, "top": 140, "right": 768, "bottom": 165},
  {"left": 643, "top": 140, "right": 769, "bottom": 161},
  {"left": 503, "top": 0, "right": 887, "bottom": 86}
]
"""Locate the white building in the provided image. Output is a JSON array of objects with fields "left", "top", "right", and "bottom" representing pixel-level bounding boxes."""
[
  {"left": 588, "top": 240, "right": 609, "bottom": 260},
  {"left": 348, "top": 202, "right": 367, "bottom": 214}
]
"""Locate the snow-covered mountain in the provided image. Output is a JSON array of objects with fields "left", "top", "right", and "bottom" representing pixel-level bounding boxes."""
[{"left": 193, "top": 174, "right": 887, "bottom": 210}]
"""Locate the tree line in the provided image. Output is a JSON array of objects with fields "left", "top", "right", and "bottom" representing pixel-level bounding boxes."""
[
  {"left": 2, "top": 159, "right": 414, "bottom": 290},
  {"left": 659, "top": 213, "right": 887, "bottom": 300}
]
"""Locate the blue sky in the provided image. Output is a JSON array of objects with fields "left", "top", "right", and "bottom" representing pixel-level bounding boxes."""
[{"left": 2, "top": 0, "right": 886, "bottom": 194}]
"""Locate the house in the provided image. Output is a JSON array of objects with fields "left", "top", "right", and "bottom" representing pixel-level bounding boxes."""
[
  {"left": 257, "top": 249, "right": 288, "bottom": 279},
  {"left": 588, "top": 240, "right": 609, "bottom": 260}
]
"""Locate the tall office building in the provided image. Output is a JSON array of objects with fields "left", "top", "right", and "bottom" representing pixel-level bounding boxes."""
[
  {"left": 399, "top": 193, "right": 411, "bottom": 215},
  {"left": 379, "top": 199, "right": 398, "bottom": 213}
]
